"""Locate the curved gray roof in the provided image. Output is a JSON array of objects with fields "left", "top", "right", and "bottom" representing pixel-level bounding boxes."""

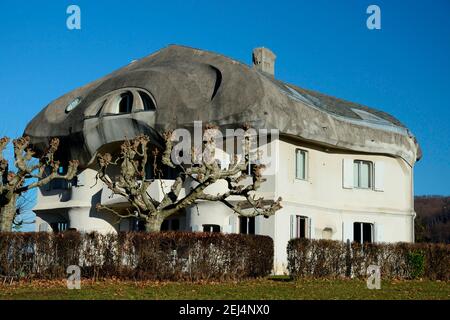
[{"left": 24, "top": 45, "right": 421, "bottom": 166}]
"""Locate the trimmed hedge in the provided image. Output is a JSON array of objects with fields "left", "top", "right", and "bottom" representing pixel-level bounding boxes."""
[
  {"left": 0, "top": 232, "right": 273, "bottom": 281},
  {"left": 287, "top": 239, "right": 450, "bottom": 280}
]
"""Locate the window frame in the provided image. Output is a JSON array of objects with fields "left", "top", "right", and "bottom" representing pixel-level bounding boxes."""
[
  {"left": 136, "top": 90, "right": 157, "bottom": 112},
  {"left": 239, "top": 216, "right": 256, "bottom": 235},
  {"left": 84, "top": 88, "right": 156, "bottom": 118},
  {"left": 295, "top": 148, "right": 308, "bottom": 181},
  {"left": 353, "top": 160, "right": 374, "bottom": 189},
  {"left": 295, "top": 215, "right": 309, "bottom": 239},
  {"left": 353, "top": 222, "right": 374, "bottom": 244},
  {"left": 117, "top": 91, "right": 134, "bottom": 114}
]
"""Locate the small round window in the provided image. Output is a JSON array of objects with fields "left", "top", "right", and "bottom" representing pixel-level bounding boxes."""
[{"left": 65, "top": 97, "right": 82, "bottom": 113}]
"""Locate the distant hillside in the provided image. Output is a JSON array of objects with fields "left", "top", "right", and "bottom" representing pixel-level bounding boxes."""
[{"left": 415, "top": 196, "right": 450, "bottom": 243}]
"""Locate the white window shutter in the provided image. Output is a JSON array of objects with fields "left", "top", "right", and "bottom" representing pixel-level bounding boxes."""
[
  {"left": 374, "top": 161, "right": 385, "bottom": 191},
  {"left": 255, "top": 216, "right": 262, "bottom": 235},
  {"left": 309, "top": 217, "right": 315, "bottom": 239},
  {"left": 228, "top": 216, "right": 236, "bottom": 233},
  {"left": 375, "top": 224, "right": 384, "bottom": 243},
  {"left": 342, "top": 221, "right": 353, "bottom": 243},
  {"left": 290, "top": 215, "right": 295, "bottom": 239},
  {"left": 342, "top": 159, "right": 354, "bottom": 189}
]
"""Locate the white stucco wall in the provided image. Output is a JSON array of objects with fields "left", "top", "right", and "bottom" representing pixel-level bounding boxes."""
[
  {"left": 270, "top": 139, "right": 415, "bottom": 273},
  {"left": 33, "top": 138, "right": 416, "bottom": 276}
]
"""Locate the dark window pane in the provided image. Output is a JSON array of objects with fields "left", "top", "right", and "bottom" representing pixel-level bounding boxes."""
[
  {"left": 296, "top": 216, "right": 307, "bottom": 238},
  {"left": 50, "top": 223, "right": 59, "bottom": 232},
  {"left": 171, "top": 219, "right": 180, "bottom": 231},
  {"left": 248, "top": 217, "right": 255, "bottom": 235},
  {"left": 161, "top": 220, "right": 169, "bottom": 231},
  {"left": 119, "top": 92, "right": 133, "bottom": 113},
  {"left": 140, "top": 92, "right": 156, "bottom": 111},
  {"left": 239, "top": 217, "right": 247, "bottom": 234},
  {"left": 203, "top": 224, "right": 220, "bottom": 233},
  {"left": 50, "top": 222, "right": 68, "bottom": 233},
  {"left": 299, "top": 217, "right": 306, "bottom": 238},
  {"left": 145, "top": 162, "right": 154, "bottom": 179},
  {"left": 138, "top": 220, "right": 146, "bottom": 231},
  {"left": 363, "top": 223, "right": 373, "bottom": 243},
  {"left": 354, "top": 222, "right": 361, "bottom": 243}
]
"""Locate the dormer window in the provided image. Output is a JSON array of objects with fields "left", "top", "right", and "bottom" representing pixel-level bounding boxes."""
[
  {"left": 118, "top": 91, "right": 133, "bottom": 113},
  {"left": 84, "top": 88, "right": 156, "bottom": 118}
]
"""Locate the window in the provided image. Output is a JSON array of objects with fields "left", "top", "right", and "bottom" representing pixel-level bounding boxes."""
[
  {"left": 58, "top": 165, "right": 67, "bottom": 175},
  {"left": 49, "top": 179, "right": 71, "bottom": 190},
  {"left": 290, "top": 215, "right": 311, "bottom": 239},
  {"left": 118, "top": 91, "right": 133, "bottom": 113},
  {"left": 203, "top": 224, "right": 220, "bottom": 233},
  {"left": 171, "top": 219, "right": 180, "bottom": 231},
  {"left": 50, "top": 222, "right": 68, "bottom": 233},
  {"left": 144, "top": 162, "right": 154, "bottom": 180},
  {"left": 130, "top": 219, "right": 146, "bottom": 231},
  {"left": 295, "top": 215, "right": 309, "bottom": 238},
  {"left": 46, "top": 166, "right": 73, "bottom": 190},
  {"left": 295, "top": 149, "right": 307, "bottom": 180},
  {"left": 353, "top": 160, "right": 373, "bottom": 189},
  {"left": 161, "top": 219, "right": 180, "bottom": 231},
  {"left": 65, "top": 97, "right": 81, "bottom": 113},
  {"left": 139, "top": 91, "right": 156, "bottom": 111},
  {"left": 353, "top": 222, "right": 373, "bottom": 244},
  {"left": 239, "top": 217, "right": 255, "bottom": 235}
]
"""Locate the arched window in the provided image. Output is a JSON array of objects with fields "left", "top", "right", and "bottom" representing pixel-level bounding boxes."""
[
  {"left": 118, "top": 91, "right": 133, "bottom": 113},
  {"left": 139, "top": 91, "right": 156, "bottom": 111}
]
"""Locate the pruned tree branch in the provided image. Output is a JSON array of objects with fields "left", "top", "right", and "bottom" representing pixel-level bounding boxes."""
[
  {"left": 0, "top": 136, "right": 79, "bottom": 232},
  {"left": 96, "top": 127, "right": 282, "bottom": 232}
]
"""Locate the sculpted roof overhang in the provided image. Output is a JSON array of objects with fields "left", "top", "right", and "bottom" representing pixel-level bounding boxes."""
[{"left": 24, "top": 44, "right": 421, "bottom": 166}]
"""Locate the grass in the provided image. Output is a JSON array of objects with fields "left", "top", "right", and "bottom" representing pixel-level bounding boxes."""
[{"left": 0, "top": 277, "right": 449, "bottom": 300}]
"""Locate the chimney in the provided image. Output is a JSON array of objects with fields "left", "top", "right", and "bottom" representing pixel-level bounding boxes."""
[{"left": 252, "top": 47, "right": 276, "bottom": 77}]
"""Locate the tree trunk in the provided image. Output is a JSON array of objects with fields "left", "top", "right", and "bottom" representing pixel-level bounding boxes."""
[
  {"left": 0, "top": 194, "right": 18, "bottom": 232},
  {"left": 144, "top": 215, "right": 164, "bottom": 233}
]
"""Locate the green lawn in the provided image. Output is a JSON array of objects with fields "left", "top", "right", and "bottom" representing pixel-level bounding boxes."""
[{"left": 0, "top": 277, "right": 448, "bottom": 300}]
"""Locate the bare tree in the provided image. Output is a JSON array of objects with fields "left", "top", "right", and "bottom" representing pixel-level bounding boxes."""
[
  {"left": 0, "top": 136, "right": 79, "bottom": 232},
  {"left": 96, "top": 126, "right": 282, "bottom": 232},
  {"left": 12, "top": 194, "right": 35, "bottom": 231}
]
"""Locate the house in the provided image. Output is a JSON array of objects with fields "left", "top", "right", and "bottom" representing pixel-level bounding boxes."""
[{"left": 24, "top": 45, "right": 421, "bottom": 273}]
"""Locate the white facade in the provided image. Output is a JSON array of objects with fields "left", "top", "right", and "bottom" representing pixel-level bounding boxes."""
[{"left": 34, "top": 137, "right": 415, "bottom": 274}]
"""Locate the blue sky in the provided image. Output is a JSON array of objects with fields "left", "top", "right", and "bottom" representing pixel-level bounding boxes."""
[{"left": 0, "top": 0, "right": 449, "bottom": 200}]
